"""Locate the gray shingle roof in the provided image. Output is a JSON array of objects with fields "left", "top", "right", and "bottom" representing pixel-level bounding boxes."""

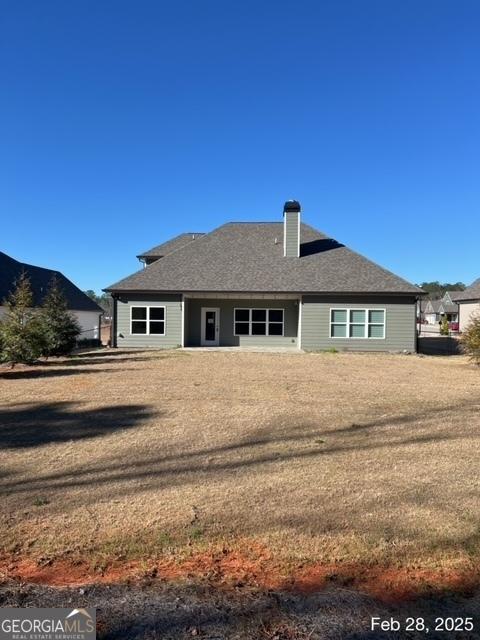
[
  {"left": 137, "top": 233, "right": 205, "bottom": 259},
  {"left": 455, "top": 278, "right": 480, "bottom": 302},
  {"left": 447, "top": 290, "right": 466, "bottom": 302},
  {"left": 106, "top": 222, "right": 422, "bottom": 295},
  {"left": 0, "top": 252, "right": 103, "bottom": 312}
]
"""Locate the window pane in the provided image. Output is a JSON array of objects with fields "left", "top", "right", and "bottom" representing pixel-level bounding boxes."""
[
  {"left": 235, "top": 309, "right": 249, "bottom": 322},
  {"left": 132, "top": 321, "right": 147, "bottom": 334},
  {"left": 350, "top": 324, "right": 365, "bottom": 338},
  {"left": 132, "top": 307, "right": 147, "bottom": 320},
  {"left": 149, "top": 321, "right": 165, "bottom": 334},
  {"left": 350, "top": 309, "right": 366, "bottom": 323},
  {"left": 252, "top": 322, "right": 267, "bottom": 335},
  {"left": 269, "top": 309, "right": 283, "bottom": 323},
  {"left": 369, "top": 310, "right": 385, "bottom": 324},
  {"left": 150, "top": 307, "right": 165, "bottom": 320},
  {"left": 331, "top": 309, "right": 347, "bottom": 323},
  {"left": 252, "top": 309, "right": 266, "bottom": 322},
  {"left": 368, "top": 324, "right": 384, "bottom": 338},
  {"left": 235, "top": 322, "right": 249, "bottom": 335},
  {"left": 331, "top": 324, "right": 347, "bottom": 338},
  {"left": 268, "top": 323, "right": 283, "bottom": 336}
]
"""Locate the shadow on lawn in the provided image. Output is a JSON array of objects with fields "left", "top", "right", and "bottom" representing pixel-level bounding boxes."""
[
  {"left": 0, "top": 401, "right": 156, "bottom": 449},
  {"left": 4, "top": 580, "right": 479, "bottom": 640},
  {"left": 0, "top": 367, "right": 115, "bottom": 380},
  {"left": 1, "top": 398, "right": 478, "bottom": 497}
]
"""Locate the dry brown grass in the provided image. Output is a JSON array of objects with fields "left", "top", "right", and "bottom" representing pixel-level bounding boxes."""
[{"left": 1, "top": 349, "right": 479, "bottom": 587}]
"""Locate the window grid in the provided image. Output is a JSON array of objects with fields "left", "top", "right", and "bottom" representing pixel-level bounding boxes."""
[
  {"left": 330, "top": 308, "right": 385, "bottom": 339},
  {"left": 130, "top": 306, "right": 166, "bottom": 335},
  {"left": 234, "top": 308, "right": 285, "bottom": 337}
]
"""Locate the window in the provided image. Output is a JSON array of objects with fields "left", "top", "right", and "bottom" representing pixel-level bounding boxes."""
[
  {"left": 234, "top": 308, "right": 284, "bottom": 336},
  {"left": 131, "top": 306, "right": 166, "bottom": 335},
  {"left": 330, "top": 308, "right": 385, "bottom": 339}
]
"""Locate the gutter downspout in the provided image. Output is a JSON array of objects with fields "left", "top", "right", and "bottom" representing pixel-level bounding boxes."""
[{"left": 111, "top": 294, "right": 118, "bottom": 348}]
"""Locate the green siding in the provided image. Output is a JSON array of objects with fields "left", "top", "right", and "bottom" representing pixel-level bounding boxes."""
[
  {"left": 186, "top": 298, "right": 299, "bottom": 347},
  {"left": 301, "top": 295, "right": 417, "bottom": 352},
  {"left": 284, "top": 211, "right": 299, "bottom": 257},
  {"left": 116, "top": 294, "right": 182, "bottom": 348}
]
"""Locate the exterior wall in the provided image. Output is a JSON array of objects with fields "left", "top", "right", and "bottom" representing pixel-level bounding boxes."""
[
  {"left": 116, "top": 294, "right": 182, "bottom": 348},
  {"left": 459, "top": 301, "right": 480, "bottom": 332},
  {"left": 301, "top": 295, "right": 417, "bottom": 352},
  {"left": 0, "top": 306, "right": 101, "bottom": 342},
  {"left": 284, "top": 211, "right": 299, "bottom": 257},
  {"left": 186, "top": 298, "right": 299, "bottom": 347},
  {"left": 74, "top": 310, "right": 102, "bottom": 341}
]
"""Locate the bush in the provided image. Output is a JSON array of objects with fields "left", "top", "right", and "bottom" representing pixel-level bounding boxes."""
[
  {"left": 460, "top": 314, "right": 480, "bottom": 364},
  {"left": 0, "top": 272, "right": 46, "bottom": 365},
  {"left": 440, "top": 315, "right": 450, "bottom": 336}
]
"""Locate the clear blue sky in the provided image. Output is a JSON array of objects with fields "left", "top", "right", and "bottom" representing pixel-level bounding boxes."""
[{"left": 1, "top": 1, "right": 479, "bottom": 293}]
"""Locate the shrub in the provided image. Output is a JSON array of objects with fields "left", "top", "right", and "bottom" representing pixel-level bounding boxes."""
[
  {"left": 0, "top": 272, "right": 46, "bottom": 365},
  {"left": 440, "top": 315, "right": 450, "bottom": 336},
  {"left": 460, "top": 314, "right": 480, "bottom": 364}
]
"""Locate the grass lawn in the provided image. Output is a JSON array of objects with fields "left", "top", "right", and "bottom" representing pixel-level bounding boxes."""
[{"left": 1, "top": 349, "right": 479, "bottom": 598}]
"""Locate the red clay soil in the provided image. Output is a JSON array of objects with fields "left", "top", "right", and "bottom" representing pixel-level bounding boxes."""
[{"left": 1, "top": 546, "right": 478, "bottom": 603}]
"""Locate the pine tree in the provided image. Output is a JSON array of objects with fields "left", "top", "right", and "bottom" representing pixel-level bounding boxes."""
[
  {"left": 38, "top": 276, "right": 81, "bottom": 357},
  {"left": 0, "top": 272, "right": 45, "bottom": 365}
]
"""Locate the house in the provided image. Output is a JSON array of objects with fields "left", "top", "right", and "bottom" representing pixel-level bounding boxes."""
[
  {"left": 421, "top": 290, "right": 463, "bottom": 326},
  {"left": 105, "top": 201, "right": 423, "bottom": 351},
  {"left": 0, "top": 251, "right": 103, "bottom": 342},
  {"left": 455, "top": 278, "right": 480, "bottom": 332}
]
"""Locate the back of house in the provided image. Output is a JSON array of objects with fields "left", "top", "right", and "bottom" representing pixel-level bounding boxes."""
[{"left": 106, "top": 201, "right": 423, "bottom": 352}]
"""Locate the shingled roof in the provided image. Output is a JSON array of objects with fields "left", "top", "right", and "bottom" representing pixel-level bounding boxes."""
[
  {"left": 455, "top": 278, "right": 480, "bottom": 302},
  {"left": 0, "top": 252, "right": 102, "bottom": 312},
  {"left": 137, "top": 232, "right": 205, "bottom": 260},
  {"left": 106, "top": 222, "right": 422, "bottom": 295}
]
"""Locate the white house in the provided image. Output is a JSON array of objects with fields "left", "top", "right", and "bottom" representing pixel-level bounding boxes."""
[
  {"left": 0, "top": 251, "right": 103, "bottom": 342},
  {"left": 456, "top": 278, "right": 480, "bottom": 332}
]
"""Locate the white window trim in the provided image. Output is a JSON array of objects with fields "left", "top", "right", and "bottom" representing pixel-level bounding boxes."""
[
  {"left": 329, "top": 307, "right": 386, "bottom": 340},
  {"left": 233, "top": 308, "right": 285, "bottom": 337},
  {"left": 130, "top": 305, "right": 166, "bottom": 336}
]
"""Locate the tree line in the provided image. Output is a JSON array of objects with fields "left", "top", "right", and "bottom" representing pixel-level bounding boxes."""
[
  {"left": 0, "top": 273, "right": 81, "bottom": 366},
  {"left": 417, "top": 281, "right": 466, "bottom": 298}
]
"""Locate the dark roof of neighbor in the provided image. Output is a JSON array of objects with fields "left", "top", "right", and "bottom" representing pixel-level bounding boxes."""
[
  {"left": 455, "top": 278, "right": 480, "bottom": 302},
  {"left": 0, "top": 252, "right": 103, "bottom": 312},
  {"left": 106, "top": 222, "right": 422, "bottom": 295},
  {"left": 446, "top": 290, "right": 466, "bottom": 302},
  {"left": 441, "top": 302, "right": 459, "bottom": 313},
  {"left": 137, "top": 233, "right": 205, "bottom": 259}
]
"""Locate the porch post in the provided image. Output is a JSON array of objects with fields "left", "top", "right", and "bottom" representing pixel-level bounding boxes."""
[{"left": 181, "top": 294, "right": 185, "bottom": 347}]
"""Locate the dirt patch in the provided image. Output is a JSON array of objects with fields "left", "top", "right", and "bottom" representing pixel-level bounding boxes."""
[{"left": 2, "top": 545, "right": 479, "bottom": 603}]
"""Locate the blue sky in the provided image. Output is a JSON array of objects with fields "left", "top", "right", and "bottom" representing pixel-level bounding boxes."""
[{"left": 1, "top": 1, "right": 479, "bottom": 293}]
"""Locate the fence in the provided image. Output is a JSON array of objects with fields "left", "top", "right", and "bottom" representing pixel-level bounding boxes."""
[{"left": 417, "top": 336, "right": 461, "bottom": 356}]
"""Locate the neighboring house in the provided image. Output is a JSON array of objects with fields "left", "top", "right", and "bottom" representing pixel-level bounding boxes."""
[
  {"left": 422, "top": 291, "right": 463, "bottom": 326},
  {"left": 0, "top": 251, "right": 103, "bottom": 342},
  {"left": 105, "top": 201, "right": 424, "bottom": 351},
  {"left": 455, "top": 278, "right": 480, "bottom": 332},
  {"left": 422, "top": 298, "right": 442, "bottom": 325}
]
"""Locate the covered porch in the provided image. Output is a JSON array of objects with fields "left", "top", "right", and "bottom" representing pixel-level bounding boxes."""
[{"left": 183, "top": 294, "right": 300, "bottom": 349}]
